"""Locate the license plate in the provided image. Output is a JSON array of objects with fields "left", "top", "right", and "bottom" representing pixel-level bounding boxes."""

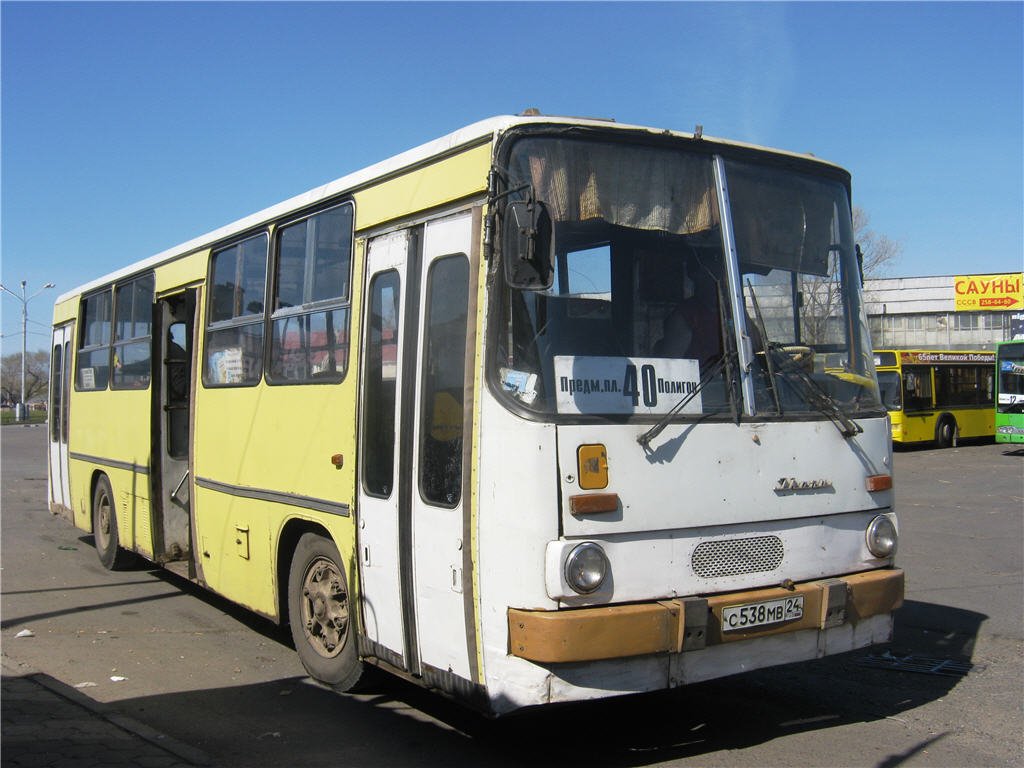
[{"left": 721, "top": 595, "right": 804, "bottom": 632}]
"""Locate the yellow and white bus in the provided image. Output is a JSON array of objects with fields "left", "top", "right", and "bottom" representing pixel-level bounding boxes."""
[
  {"left": 48, "top": 114, "right": 902, "bottom": 714},
  {"left": 874, "top": 349, "right": 995, "bottom": 447}
]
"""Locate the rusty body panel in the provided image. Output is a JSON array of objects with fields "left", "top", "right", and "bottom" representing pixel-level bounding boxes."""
[{"left": 509, "top": 568, "right": 903, "bottom": 664}]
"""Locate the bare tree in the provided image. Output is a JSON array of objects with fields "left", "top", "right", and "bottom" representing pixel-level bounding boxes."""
[
  {"left": 853, "top": 206, "right": 902, "bottom": 278},
  {"left": 1, "top": 350, "right": 50, "bottom": 405},
  {"left": 799, "top": 206, "right": 901, "bottom": 344}
]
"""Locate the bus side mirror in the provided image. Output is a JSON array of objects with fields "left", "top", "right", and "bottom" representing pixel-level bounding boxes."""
[{"left": 503, "top": 201, "right": 554, "bottom": 290}]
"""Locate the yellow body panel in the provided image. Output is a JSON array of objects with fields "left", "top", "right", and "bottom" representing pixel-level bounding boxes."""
[
  {"left": 67, "top": 387, "right": 153, "bottom": 550},
  {"left": 53, "top": 298, "right": 78, "bottom": 325},
  {"left": 353, "top": 142, "right": 490, "bottom": 230},
  {"left": 190, "top": 243, "right": 365, "bottom": 618},
  {"left": 155, "top": 250, "right": 207, "bottom": 294},
  {"left": 55, "top": 127, "right": 492, "bottom": 626},
  {"left": 890, "top": 402, "right": 994, "bottom": 443}
]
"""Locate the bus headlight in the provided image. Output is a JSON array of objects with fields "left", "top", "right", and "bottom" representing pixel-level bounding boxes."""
[
  {"left": 866, "top": 515, "right": 898, "bottom": 558},
  {"left": 564, "top": 543, "right": 609, "bottom": 594}
]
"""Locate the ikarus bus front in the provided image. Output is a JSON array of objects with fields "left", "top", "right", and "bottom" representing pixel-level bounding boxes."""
[{"left": 472, "top": 122, "right": 901, "bottom": 711}]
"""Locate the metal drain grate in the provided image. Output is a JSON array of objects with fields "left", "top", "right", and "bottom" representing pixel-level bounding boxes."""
[
  {"left": 855, "top": 652, "right": 977, "bottom": 677},
  {"left": 691, "top": 536, "right": 784, "bottom": 579}
]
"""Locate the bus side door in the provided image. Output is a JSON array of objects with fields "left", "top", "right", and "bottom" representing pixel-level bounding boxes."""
[
  {"left": 48, "top": 323, "right": 73, "bottom": 516},
  {"left": 356, "top": 211, "right": 478, "bottom": 687},
  {"left": 409, "top": 212, "right": 476, "bottom": 685},
  {"left": 358, "top": 230, "right": 413, "bottom": 669}
]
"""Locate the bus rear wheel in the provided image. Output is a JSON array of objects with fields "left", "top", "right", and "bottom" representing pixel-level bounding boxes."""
[
  {"left": 935, "top": 415, "right": 958, "bottom": 448},
  {"left": 287, "top": 533, "right": 365, "bottom": 691},
  {"left": 92, "top": 475, "right": 134, "bottom": 570}
]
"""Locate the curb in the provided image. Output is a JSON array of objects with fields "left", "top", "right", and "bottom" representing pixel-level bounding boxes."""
[{"left": 2, "top": 656, "right": 214, "bottom": 766}]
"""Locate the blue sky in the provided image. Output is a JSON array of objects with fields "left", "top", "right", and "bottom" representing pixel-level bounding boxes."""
[{"left": 2, "top": 1, "right": 1022, "bottom": 354}]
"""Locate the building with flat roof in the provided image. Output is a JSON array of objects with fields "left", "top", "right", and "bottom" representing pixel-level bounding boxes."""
[{"left": 864, "top": 272, "right": 1023, "bottom": 350}]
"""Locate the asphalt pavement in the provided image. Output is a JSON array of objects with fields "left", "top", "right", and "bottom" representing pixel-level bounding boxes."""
[
  {"left": 2, "top": 422, "right": 1021, "bottom": 767},
  {"left": 2, "top": 655, "right": 210, "bottom": 768}
]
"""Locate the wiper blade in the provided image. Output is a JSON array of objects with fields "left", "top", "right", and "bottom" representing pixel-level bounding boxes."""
[
  {"left": 637, "top": 281, "right": 741, "bottom": 452},
  {"left": 745, "top": 280, "right": 860, "bottom": 439},
  {"left": 637, "top": 354, "right": 730, "bottom": 452},
  {"left": 746, "top": 280, "right": 782, "bottom": 416},
  {"left": 766, "top": 343, "right": 863, "bottom": 438}
]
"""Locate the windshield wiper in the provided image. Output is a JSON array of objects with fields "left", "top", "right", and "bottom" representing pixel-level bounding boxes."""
[
  {"left": 636, "top": 355, "right": 730, "bottom": 452},
  {"left": 637, "top": 282, "right": 740, "bottom": 452},
  {"left": 746, "top": 280, "right": 860, "bottom": 439},
  {"left": 747, "top": 281, "right": 782, "bottom": 416},
  {"left": 767, "top": 345, "right": 863, "bottom": 438}
]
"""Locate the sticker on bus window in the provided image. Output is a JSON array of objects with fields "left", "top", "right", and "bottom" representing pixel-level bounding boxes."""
[
  {"left": 210, "top": 348, "right": 244, "bottom": 384},
  {"left": 502, "top": 368, "right": 538, "bottom": 404},
  {"left": 553, "top": 356, "right": 701, "bottom": 415},
  {"left": 81, "top": 368, "right": 95, "bottom": 390}
]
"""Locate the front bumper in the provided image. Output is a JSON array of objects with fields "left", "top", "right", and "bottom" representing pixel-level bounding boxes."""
[{"left": 509, "top": 568, "right": 903, "bottom": 663}]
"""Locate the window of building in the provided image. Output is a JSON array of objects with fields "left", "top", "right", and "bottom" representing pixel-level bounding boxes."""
[
  {"left": 953, "top": 313, "right": 979, "bottom": 331},
  {"left": 205, "top": 234, "right": 268, "bottom": 386},
  {"left": 77, "top": 289, "right": 112, "bottom": 390},
  {"left": 112, "top": 274, "right": 154, "bottom": 389},
  {"left": 268, "top": 203, "right": 353, "bottom": 383}
]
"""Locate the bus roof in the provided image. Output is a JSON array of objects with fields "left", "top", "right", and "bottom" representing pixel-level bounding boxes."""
[{"left": 56, "top": 113, "right": 846, "bottom": 305}]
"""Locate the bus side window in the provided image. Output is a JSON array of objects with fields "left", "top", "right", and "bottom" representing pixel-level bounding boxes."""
[
  {"left": 903, "top": 366, "right": 933, "bottom": 411},
  {"left": 204, "top": 235, "right": 267, "bottom": 386}
]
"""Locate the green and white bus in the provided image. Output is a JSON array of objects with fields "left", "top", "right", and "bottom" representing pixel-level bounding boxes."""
[{"left": 996, "top": 340, "right": 1024, "bottom": 443}]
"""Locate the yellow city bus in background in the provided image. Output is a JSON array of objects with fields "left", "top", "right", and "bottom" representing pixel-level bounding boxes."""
[
  {"left": 48, "top": 115, "right": 902, "bottom": 715},
  {"left": 874, "top": 349, "right": 995, "bottom": 447}
]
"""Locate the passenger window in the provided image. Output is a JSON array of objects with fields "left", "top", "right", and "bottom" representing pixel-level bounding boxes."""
[
  {"left": 363, "top": 271, "right": 400, "bottom": 497},
  {"left": 419, "top": 255, "right": 469, "bottom": 507},
  {"left": 205, "top": 234, "right": 267, "bottom": 386},
  {"left": 112, "top": 274, "right": 154, "bottom": 389},
  {"left": 77, "top": 290, "right": 112, "bottom": 390},
  {"left": 902, "top": 366, "right": 933, "bottom": 411},
  {"left": 269, "top": 203, "right": 353, "bottom": 383}
]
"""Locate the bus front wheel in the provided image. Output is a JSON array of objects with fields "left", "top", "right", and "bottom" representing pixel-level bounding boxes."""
[
  {"left": 92, "top": 475, "right": 134, "bottom": 570},
  {"left": 935, "top": 415, "right": 958, "bottom": 448},
  {"left": 287, "top": 533, "right": 365, "bottom": 691}
]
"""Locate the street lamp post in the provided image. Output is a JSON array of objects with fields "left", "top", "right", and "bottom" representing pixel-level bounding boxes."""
[{"left": 1, "top": 280, "right": 55, "bottom": 421}]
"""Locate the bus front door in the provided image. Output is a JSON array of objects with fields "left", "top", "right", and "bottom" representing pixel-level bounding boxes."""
[
  {"left": 358, "top": 230, "right": 414, "bottom": 670},
  {"left": 357, "top": 212, "right": 478, "bottom": 689}
]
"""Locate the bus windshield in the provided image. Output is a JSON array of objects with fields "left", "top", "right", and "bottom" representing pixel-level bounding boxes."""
[
  {"left": 495, "top": 136, "right": 881, "bottom": 420},
  {"left": 998, "top": 345, "right": 1024, "bottom": 413},
  {"left": 877, "top": 370, "right": 903, "bottom": 412}
]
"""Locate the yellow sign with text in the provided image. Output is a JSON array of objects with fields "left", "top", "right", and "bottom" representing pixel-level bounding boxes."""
[{"left": 954, "top": 273, "right": 1023, "bottom": 311}]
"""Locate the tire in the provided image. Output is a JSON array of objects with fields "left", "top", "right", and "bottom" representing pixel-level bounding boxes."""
[
  {"left": 92, "top": 475, "right": 134, "bottom": 570},
  {"left": 287, "top": 532, "right": 365, "bottom": 691},
  {"left": 935, "top": 415, "right": 957, "bottom": 448}
]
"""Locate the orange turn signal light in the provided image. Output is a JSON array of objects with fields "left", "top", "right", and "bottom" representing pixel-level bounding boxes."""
[
  {"left": 865, "top": 474, "right": 893, "bottom": 492},
  {"left": 577, "top": 444, "right": 609, "bottom": 490},
  {"left": 569, "top": 493, "right": 620, "bottom": 516}
]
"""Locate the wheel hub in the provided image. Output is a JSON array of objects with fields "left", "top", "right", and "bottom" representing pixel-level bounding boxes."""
[{"left": 301, "top": 557, "right": 348, "bottom": 658}]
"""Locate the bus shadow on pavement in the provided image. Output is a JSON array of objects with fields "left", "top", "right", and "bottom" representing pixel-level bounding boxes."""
[{"left": 96, "top": 600, "right": 984, "bottom": 767}]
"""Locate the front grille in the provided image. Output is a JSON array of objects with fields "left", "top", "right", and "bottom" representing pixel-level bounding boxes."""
[{"left": 691, "top": 536, "right": 784, "bottom": 579}]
